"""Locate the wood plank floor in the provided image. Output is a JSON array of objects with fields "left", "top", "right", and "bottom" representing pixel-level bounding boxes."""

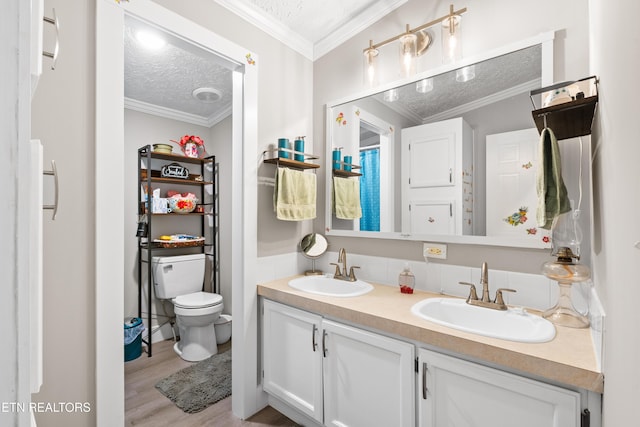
[{"left": 125, "top": 339, "right": 299, "bottom": 426}]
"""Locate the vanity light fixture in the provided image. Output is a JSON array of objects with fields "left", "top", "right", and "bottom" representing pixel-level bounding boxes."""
[
  {"left": 456, "top": 65, "right": 475, "bottom": 82},
  {"left": 442, "top": 4, "right": 463, "bottom": 63},
  {"left": 383, "top": 88, "right": 399, "bottom": 102},
  {"left": 363, "top": 40, "right": 379, "bottom": 87},
  {"left": 362, "top": 4, "right": 467, "bottom": 85},
  {"left": 416, "top": 78, "right": 434, "bottom": 93},
  {"left": 399, "top": 25, "right": 418, "bottom": 78}
]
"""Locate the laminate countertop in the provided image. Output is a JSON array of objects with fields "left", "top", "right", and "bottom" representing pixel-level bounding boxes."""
[{"left": 257, "top": 276, "right": 604, "bottom": 394}]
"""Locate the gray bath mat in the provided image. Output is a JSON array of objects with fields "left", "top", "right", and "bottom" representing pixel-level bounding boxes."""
[{"left": 155, "top": 350, "right": 231, "bottom": 413}]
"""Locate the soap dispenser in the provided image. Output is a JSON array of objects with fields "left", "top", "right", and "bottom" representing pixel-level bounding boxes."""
[{"left": 399, "top": 263, "right": 415, "bottom": 294}]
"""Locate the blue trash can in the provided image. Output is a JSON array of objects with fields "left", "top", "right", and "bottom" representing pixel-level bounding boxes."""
[{"left": 124, "top": 317, "right": 144, "bottom": 361}]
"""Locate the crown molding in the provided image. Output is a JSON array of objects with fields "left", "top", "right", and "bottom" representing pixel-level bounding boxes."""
[
  {"left": 314, "top": 0, "right": 408, "bottom": 60},
  {"left": 124, "top": 97, "right": 231, "bottom": 128},
  {"left": 216, "top": 0, "right": 408, "bottom": 61},
  {"left": 215, "top": 0, "right": 314, "bottom": 59},
  {"left": 423, "top": 79, "right": 541, "bottom": 123}
]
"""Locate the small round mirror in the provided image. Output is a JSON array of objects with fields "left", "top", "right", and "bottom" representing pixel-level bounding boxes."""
[{"left": 300, "top": 233, "right": 328, "bottom": 275}]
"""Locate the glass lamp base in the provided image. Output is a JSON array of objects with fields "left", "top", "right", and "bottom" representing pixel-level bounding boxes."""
[{"left": 543, "top": 282, "right": 590, "bottom": 328}]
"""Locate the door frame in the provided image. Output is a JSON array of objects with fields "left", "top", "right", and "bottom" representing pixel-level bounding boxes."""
[{"left": 95, "top": 0, "right": 259, "bottom": 424}]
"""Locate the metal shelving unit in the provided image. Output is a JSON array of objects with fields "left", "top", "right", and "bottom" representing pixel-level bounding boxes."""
[{"left": 136, "top": 145, "right": 217, "bottom": 357}]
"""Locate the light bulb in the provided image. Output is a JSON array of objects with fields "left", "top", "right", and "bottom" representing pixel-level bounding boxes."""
[
  {"left": 398, "top": 31, "right": 417, "bottom": 77},
  {"left": 363, "top": 43, "right": 379, "bottom": 87}
]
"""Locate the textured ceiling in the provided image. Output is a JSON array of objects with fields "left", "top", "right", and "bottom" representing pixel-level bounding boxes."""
[
  {"left": 373, "top": 45, "right": 542, "bottom": 122},
  {"left": 124, "top": 16, "right": 233, "bottom": 126}
]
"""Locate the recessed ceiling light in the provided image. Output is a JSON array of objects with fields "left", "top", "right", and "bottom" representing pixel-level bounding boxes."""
[
  {"left": 135, "top": 30, "right": 166, "bottom": 50},
  {"left": 192, "top": 87, "right": 222, "bottom": 103}
]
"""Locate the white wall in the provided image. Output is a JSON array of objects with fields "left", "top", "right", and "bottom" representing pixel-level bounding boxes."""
[
  {"left": 589, "top": 0, "right": 640, "bottom": 424},
  {"left": 313, "top": 0, "right": 591, "bottom": 273},
  {"left": 1, "top": 0, "right": 32, "bottom": 425}
]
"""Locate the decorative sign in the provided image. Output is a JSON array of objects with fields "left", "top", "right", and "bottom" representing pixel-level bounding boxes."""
[{"left": 161, "top": 163, "right": 189, "bottom": 179}]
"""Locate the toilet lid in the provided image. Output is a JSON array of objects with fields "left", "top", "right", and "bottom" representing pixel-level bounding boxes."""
[{"left": 173, "top": 291, "right": 222, "bottom": 309}]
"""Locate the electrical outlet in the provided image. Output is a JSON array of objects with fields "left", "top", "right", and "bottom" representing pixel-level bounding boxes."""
[{"left": 423, "top": 242, "right": 447, "bottom": 259}]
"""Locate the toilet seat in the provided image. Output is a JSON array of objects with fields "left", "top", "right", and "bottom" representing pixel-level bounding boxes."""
[{"left": 173, "top": 291, "right": 222, "bottom": 309}]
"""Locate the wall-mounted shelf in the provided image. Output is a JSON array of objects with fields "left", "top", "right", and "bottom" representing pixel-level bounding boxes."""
[
  {"left": 530, "top": 76, "right": 598, "bottom": 141},
  {"left": 264, "top": 157, "right": 320, "bottom": 170},
  {"left": 531, "top": 95, "right": 598, "bottom": 140},
  {"left": 262, "top": 147, "right": 320, "bottom": 171},
  {"left": 333, "top": 169, "right": 362, "bottom": 178}
]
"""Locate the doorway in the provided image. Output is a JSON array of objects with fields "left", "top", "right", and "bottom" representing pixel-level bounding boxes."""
[{"left": 96, "top": 1, "right": 259, "bottom": 424}]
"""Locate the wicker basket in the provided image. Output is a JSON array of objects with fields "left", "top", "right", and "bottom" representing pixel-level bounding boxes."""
[{"left": 153, "top": 238, "right": 204, "bottom": 248}]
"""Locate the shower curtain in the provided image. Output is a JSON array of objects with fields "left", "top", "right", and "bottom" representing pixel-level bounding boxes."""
[{"left": 359, "top": 148, "right": 380, "bottom": 231}]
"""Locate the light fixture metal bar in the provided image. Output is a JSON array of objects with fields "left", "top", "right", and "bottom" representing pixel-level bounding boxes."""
[{"left": 363, "top": 4, "right": 467, "bottom": 53}]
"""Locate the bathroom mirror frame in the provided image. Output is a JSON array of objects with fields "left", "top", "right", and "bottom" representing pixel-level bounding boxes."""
[{"left": 324, "top": 32, "right": 556, "bottom": 248}]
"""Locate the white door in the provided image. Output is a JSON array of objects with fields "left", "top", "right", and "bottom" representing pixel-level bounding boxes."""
[
  {"left": 262, "top": 300, "right": 324, "bottom": 422},
  {"left": 418, "top": 348, "right": 580, "bottom": 427},
  {"left": 486, "top": 128, "right": 551, "bottom": 245},
  {"left": 409, "top": 200, "right": 455, "bottom": 234},
  {"left": 323, "top": 320, "right": 414, "bottom": 427}
]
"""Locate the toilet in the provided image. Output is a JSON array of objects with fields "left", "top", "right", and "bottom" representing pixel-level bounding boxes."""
[{"left": 152, "top": 254, "right": 223, "bottom": 362}]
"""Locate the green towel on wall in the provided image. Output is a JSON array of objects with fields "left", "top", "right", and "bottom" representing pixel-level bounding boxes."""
[
  {"left": 536, "top": 127, "right": 571, "bottom": 229},
  {"left": 332, "top": 176, "right": 362, "bottom": 220},
  {"left": 273, "top": 167, "right": 316, "bottom": 221}
]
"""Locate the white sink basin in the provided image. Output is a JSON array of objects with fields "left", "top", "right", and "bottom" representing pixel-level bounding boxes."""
[
  {"left": 411, "top": 297, "right": 556, "bottom": 343},
  {"left": 288, "top": 276, "right": 374, "bottom": 297}
]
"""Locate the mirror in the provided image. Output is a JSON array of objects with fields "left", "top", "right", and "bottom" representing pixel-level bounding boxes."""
[
  {"left": 300, "top": 233, "right": 328, "bottom": 275},
  {"left": 326, "top": 34, "right": 562, "bottom": 248}
]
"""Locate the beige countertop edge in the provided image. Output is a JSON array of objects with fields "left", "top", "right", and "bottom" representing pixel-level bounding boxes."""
[{"left": 257, "top": 276, "right": 604, "bottom": 394}]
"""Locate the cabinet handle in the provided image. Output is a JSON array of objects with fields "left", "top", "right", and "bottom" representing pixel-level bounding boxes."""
[
  {"left": 422, "top": 362, "right": 428, "bottom": 400},
  {"left": 322, "top": 330, "right": 328, "bottom": 357},
  {"left": 43, "top": 9, "right": 60, "bottom": 70},
  {"left": 449, "top": 168, "right": 452, "bottom": 183},
  {"left": 43, "top": 160, "right": 58, "bottom": 220},
  {"left": 312, "top": 324, "right": 318, "bottom": 352}
]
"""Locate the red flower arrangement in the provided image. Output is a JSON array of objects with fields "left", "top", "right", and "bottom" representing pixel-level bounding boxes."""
[{"left": 171, "top": 135, "right": 204, "bottom": 147}]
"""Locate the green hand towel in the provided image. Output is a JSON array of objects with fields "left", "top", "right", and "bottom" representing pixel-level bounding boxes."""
[
  {"left": 273, "top": 167, "right": 316, "bottom": 221},
  {"left": 536, "top": 127, "right": 571, "bottom": 229},
  {"left": 332, "top": 176, "right": 362, "bottom": 220}
]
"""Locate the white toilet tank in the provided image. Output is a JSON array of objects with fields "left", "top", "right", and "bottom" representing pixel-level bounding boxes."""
[{"left": 152, "top": 254, "right": 206, "bottom": 299}]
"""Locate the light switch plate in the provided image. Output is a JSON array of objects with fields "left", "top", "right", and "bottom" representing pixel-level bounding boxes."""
[{"left": 423, "top": 242, "right": 447, "bottom": 259}]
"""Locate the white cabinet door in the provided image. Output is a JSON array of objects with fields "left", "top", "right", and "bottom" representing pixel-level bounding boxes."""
[
  {"left": 323, "top": 320, "right": 415, "bottom": 427},
  {"left": 406, "top": 130, "right": 455, "bottom": 188},
  {"left": 262, "top": 300, "right": 324, "bottom": 422},
  {"left": 409, "top": 200, "right": 455, "bottom": 235},
  {"left": 418, "top": 348, "right": 580, "bottom": 427}
]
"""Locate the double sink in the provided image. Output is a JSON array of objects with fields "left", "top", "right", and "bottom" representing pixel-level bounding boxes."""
[{"left": 288, "top": 276, "right": 556, "bottom": 343}]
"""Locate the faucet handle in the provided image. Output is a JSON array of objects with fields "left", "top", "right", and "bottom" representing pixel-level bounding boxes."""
[
  {"left": 348, "top": 266, "right": 360, "bottom": 281},
  {"left": 459, "top": 281, "right": 478, "bottom": 301},
  {"left": 330, "top": 262, "right": 343, "bottom": 278},
  {"left": 494, "top": 288, "right": 516, "bottom": 307}
]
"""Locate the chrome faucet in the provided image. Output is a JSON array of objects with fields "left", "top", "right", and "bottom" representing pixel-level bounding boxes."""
[
  {"left": 459, "top": 262, "right": 516, "bottom": 310},
  {"left": 330, "top": 248, "right": 360, "bottom": 282}
]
